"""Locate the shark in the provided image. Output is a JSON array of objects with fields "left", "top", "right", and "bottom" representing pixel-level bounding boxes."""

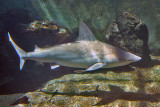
[{"left": 8, "top": 22, "right": 141, "bottom": 73}]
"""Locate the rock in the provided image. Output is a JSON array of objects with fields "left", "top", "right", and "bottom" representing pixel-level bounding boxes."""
[
  {"left": 18, "top": 70, "right": 139, "bottom": 106},
  {"left": 106, "top": 12, "right": 151, "bottom": 67},
  {"left": 16, "top": 20, "right": 71, "bottom": 49},
  {"left": 13, "top": 65, "right": 160, "bottom": 106},
  {"left": 0, "top": 94, "right": 26, "bottom": 107}
]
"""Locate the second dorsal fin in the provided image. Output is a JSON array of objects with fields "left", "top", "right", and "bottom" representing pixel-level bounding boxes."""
[{"left": 76, "top": 22, "right": 97, "bottom": 41}]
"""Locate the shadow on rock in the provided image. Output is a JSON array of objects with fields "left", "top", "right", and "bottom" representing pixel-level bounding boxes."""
[{"left": 41, "top": 84, "right": 160, "bottom": 106}]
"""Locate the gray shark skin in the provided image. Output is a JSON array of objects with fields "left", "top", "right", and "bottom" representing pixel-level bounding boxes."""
[{"left": 8, "top": 22, "right": 141, "bottom": 73}]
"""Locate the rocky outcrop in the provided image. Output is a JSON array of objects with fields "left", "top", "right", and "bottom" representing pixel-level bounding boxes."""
[
  {"left": 106, "top": 12, "right": 151, "bottom": 67},
  {"left": 13, "top": 65, "right": 160, "bottom": 106},
  {"left": 15, "top": 20, "right": 71, "bottom": 49}
]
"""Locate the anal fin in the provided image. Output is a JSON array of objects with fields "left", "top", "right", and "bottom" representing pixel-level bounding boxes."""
[
  {"left": 20, "top": 59, "right": 25, "bottom": 70},
  {"left": 51, "top": 65, "right": 60, "bottom": 70}
]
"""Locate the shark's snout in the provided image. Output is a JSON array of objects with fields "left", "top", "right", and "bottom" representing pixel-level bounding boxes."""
[
  {"left": 133, "top": 55, "right": 141, "bottom": 61},
  {"left": 128, "top": 53, "right": 141, "bottom": 62},
  {"left": 117, "top": 49, "right": 141, "bottom": 63}
]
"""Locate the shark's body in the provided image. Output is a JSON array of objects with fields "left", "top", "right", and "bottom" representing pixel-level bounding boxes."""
[{"left": 8, "top": 22, "right": 141, "bottom": 72}]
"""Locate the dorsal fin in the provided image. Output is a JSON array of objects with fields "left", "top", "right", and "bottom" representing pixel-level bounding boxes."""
[
  {"left": 76, "top": 22, "right": 97, "bottom": 41},
  {"left": 34, "top": 45, "right": 41, "bottom": 52}
]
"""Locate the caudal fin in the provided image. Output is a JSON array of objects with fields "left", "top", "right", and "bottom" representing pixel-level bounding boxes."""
[{"left": 8, "top": 32, "right": 27, "bottom": 70}]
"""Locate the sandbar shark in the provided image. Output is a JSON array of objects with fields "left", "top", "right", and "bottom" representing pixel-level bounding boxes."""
[{"left": 8, "top": 22, "right": 141, "bottom": 73}]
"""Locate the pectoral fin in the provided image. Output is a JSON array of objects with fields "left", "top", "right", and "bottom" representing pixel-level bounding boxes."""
[{"left": 74, "top": 63, "right": 105, "bottom": 73}]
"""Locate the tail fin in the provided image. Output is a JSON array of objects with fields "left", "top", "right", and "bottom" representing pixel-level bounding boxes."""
[{"left": 8, "top": 32, "right": 27, "bottom": 70}]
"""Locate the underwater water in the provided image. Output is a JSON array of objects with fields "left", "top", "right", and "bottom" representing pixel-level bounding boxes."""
[{"left": 0, "top": 0, "right": 160, "bottom": 107}]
